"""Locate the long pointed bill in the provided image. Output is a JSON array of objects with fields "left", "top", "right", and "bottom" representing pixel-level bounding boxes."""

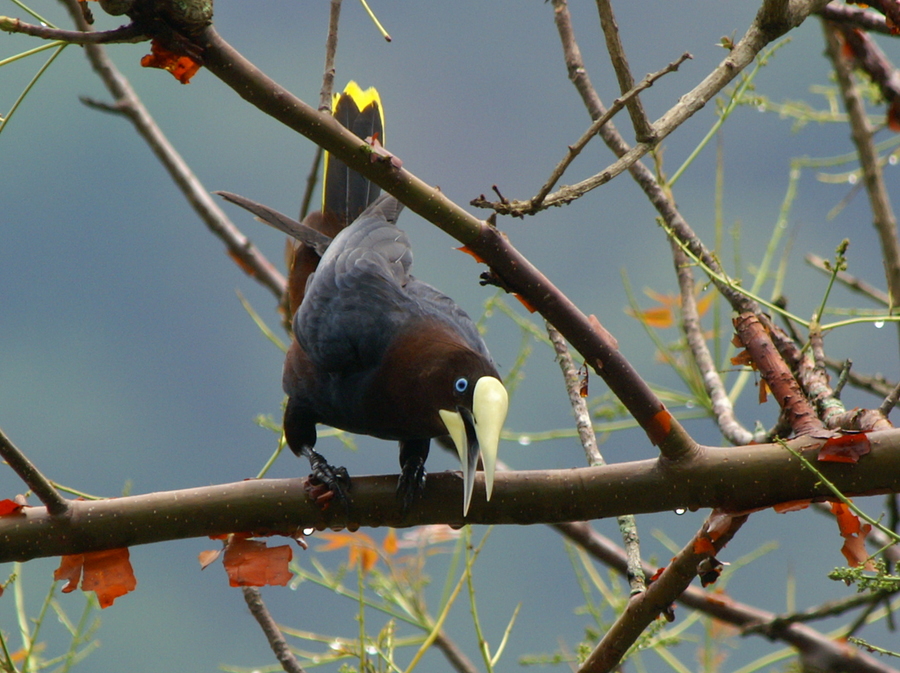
[
  {"left": 472, "top": 376, "right": 508, "bottom": 501},
  {"left": 439, "top": 376, "right": 509, "bottom": 516}
]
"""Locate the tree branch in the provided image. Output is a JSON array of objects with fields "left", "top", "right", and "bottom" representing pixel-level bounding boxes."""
[
  {"left": 2, "top": 430, "right": 900, "bottom": 563},
  {"left": 579, "top": 512, "right": 748, "bottom": 673},
  {"left": 57, "top": 0, "right": 288, "bottom": 302},
  {"left": 242, "top": 587, "right": 307, "bottom": 673},
  {"left": 0, "top": 426, "right": 68, "bottom": 516},
  {"left": 556, "top": 520, "right": 899, "bottom": 673}
]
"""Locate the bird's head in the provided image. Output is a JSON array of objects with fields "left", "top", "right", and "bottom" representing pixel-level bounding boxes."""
[
  {"left": 438, "top": 373, "right": 508, "bottom": 516},
  {"left": 372, "top": 321, "right": 509, "bottom": 515}
]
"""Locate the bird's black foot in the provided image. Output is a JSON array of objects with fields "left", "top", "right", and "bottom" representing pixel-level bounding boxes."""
[
  {"left": 304, "top": 449, "right": 351, "bottom": 510},
  {"left": 397, "top": 439, "right": 430, "bottom": 514}
]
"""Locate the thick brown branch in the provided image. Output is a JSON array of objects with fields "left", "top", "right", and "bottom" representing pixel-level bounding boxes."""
[{"left": 2, "top": 430, "right": 900, "bottom": 563}]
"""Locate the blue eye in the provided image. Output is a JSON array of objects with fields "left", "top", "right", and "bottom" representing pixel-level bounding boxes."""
[{"left": 454, "top": 378, "right": 469, "bottom": 393}]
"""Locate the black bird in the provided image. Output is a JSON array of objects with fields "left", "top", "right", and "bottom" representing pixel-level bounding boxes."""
[{"left": 218, "top": 83, "right": 508, "bottom": 514}]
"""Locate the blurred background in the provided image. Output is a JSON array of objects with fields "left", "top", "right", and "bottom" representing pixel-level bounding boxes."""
[{"left": 3, "top": 1, "right": 899, "bottom": 671}]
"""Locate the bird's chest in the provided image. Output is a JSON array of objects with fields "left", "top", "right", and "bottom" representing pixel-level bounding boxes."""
[{"left": 311, "top": 363, "right": 446, "bottom": 441}]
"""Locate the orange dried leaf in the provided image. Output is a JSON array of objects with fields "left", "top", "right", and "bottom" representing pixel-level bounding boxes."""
[
  {"left": 730, "top": 350, "right": 754, "bottom": 367},
  {"left": 840, "top": 525, "right": 875, "bottom": 569},
  {"left": 831, "top": 501, "right": 861, "bottom": 537},
  {"left": 382, "top": 528, "right": 398, "bottom": 556},
  {"left": 80, "top": 548, "right": 137, "bottom": 608},
  {"left": 319, "top": 531, "right": 382, "bottom": 572},
  {"left": 223, "top": 537, "right": 293, "bottom": 587},
  {"left": 818, "top": 433, "right": 871, "bottom": 464},
  {"left": 54, "top": 554, "right": 83, "bottom": 593},
  {"left": 627, "top": 305, "right": 673, "bottom": 328},
  {"left": 198, "top": 549, "right": 222, "bottom": 570},
  {"left": 0, "top": 499, "right": 23, "bottom": 516},
  {"left": 772, "top": 499, "right": 811, "bottom": 513},
  {"left": 140, "top": 39, "right": 201, "bottom": 84},
  {"left": 758, "top": 377, "right": 769, "bottom": 404},
  {"left": 643, "top": 288, "right": 679, "bottom": 307},
  {"left": 694, "top": 292, "right": 715, "bottom": 317}
]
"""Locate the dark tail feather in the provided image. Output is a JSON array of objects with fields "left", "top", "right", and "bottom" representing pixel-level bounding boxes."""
[{"left": 323, "top": 82, "right": 384, "bottom": 228}]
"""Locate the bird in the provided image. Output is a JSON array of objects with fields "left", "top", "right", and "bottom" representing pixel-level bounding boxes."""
[{"left": 217, "top": 82, "right": 508, "bottom": 515}]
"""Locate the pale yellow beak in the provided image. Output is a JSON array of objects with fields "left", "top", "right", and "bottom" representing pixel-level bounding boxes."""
[{"left": 439, "top": 376, "right": 509, "bottom": 515}]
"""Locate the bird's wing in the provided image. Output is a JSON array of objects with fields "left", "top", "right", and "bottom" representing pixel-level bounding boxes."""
[
  {"left": 296, "top": 194, "right": 413, "bottom": 372},
  {"left": 215, "top": 191, "right": 333, "bottom": 256},
  {"left": 406, "top": 278, "right": 494, "bottom": 361}
]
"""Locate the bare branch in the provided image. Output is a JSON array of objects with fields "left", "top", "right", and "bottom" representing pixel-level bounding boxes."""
[
  {"left": 578, "top": 512, "right": 748, "bottom": 673},
  {"left": 595, "top": 0, "right": 654, "bottom": 142},
  {"left": 513, "top": 51, "right": 690, "bottom": 212},
  {"left": 823, "top": 21, "right": 900, "bottom": 318},
  {"left": 3, "top": 430, "right": 900, "bottom": 563},
  {"left": 672, "top": 243, "right": 759, "bottom": 445},
  {"left": 0, "top": 16, "right": 145, "bottom": 43},
  {"left": 0, "top": 426, "right": 68, "bottom": 516},
  {"left": 547, "top": 322, "right": 647, "bottom": 593},
  {"left": 547, "top": 323, "right": 604, "bottom": 467},
  {"left": 806, "top": 253, "right": 891, "bottom": 305},
  {"left": 478, "top": 0, "right": 830, "bottom": 216},
  {"left": 317, "top": 0, "right": 341, "bottom": 113},
  {"left": 242, "top": 587, "right": 307, "bottom": 673},
  {"left": 58, "top": 0, "right": 288, "bottom": 302},
  {"left": 818, "top": 3, "right": 895, "bottom": 35},
  {"left": 556, "top": 520, "right": 899, "bottom": 673}
]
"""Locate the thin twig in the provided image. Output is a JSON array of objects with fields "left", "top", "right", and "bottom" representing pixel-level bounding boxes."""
[
  {"left": 547, "top": 323, "right": 604, "bottom": 467},
  {"left": 524, "top": 51, "right": 690, "bottom": 211},
  {"left": 555, "top": 520, "right": 899, "bottom": 673},
  {"left": 577, "top": 512, "right": 749, "bottom": 673},
  {"left": 823, "top": 21, "right": 900, "bottom": 348},
  {"left": 0, "top": 426, "right": 68, "bottom": 516},
  {"left": 743, "top": 590, "right": 898, "bottom": 635},
  {"left": 671, "top": 242, "right": 758, "bottom": 445},
  {"left": 806, "top": 253, "right": 891, "bottom": 306},
  {"left": 479, "top": 0, "right": 829, "bottom": 216},
  {"left": 318, "top": 0, "right": 342, "bottom": 113},
  {"left": 879, "top": 379, "right": 900, "bottom": 416},
  {"left": 595, "top": 0, "right": 654, "bottom": 142},
  {"left": 546, "top": 323, "right": 647, "bottom": 595},
  {"left": 0, "top": 16, "right": 145, "bottom": 43},
  {"left": 58, "top": 0, "right": 287, "bottom": 302},
  {"left": 242, "top": 587, "right": 306, "bottom": 673},
  {"left": 834, "top": 358, "right": 852, "bottom": 399}
]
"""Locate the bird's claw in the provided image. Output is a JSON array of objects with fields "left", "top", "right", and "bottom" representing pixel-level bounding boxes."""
[
  {"left": 305, "top": 451, "right": 351, "bottom": 511},
  {"left": 396, "top": 464, "right": 427, "bottom": 515}
]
